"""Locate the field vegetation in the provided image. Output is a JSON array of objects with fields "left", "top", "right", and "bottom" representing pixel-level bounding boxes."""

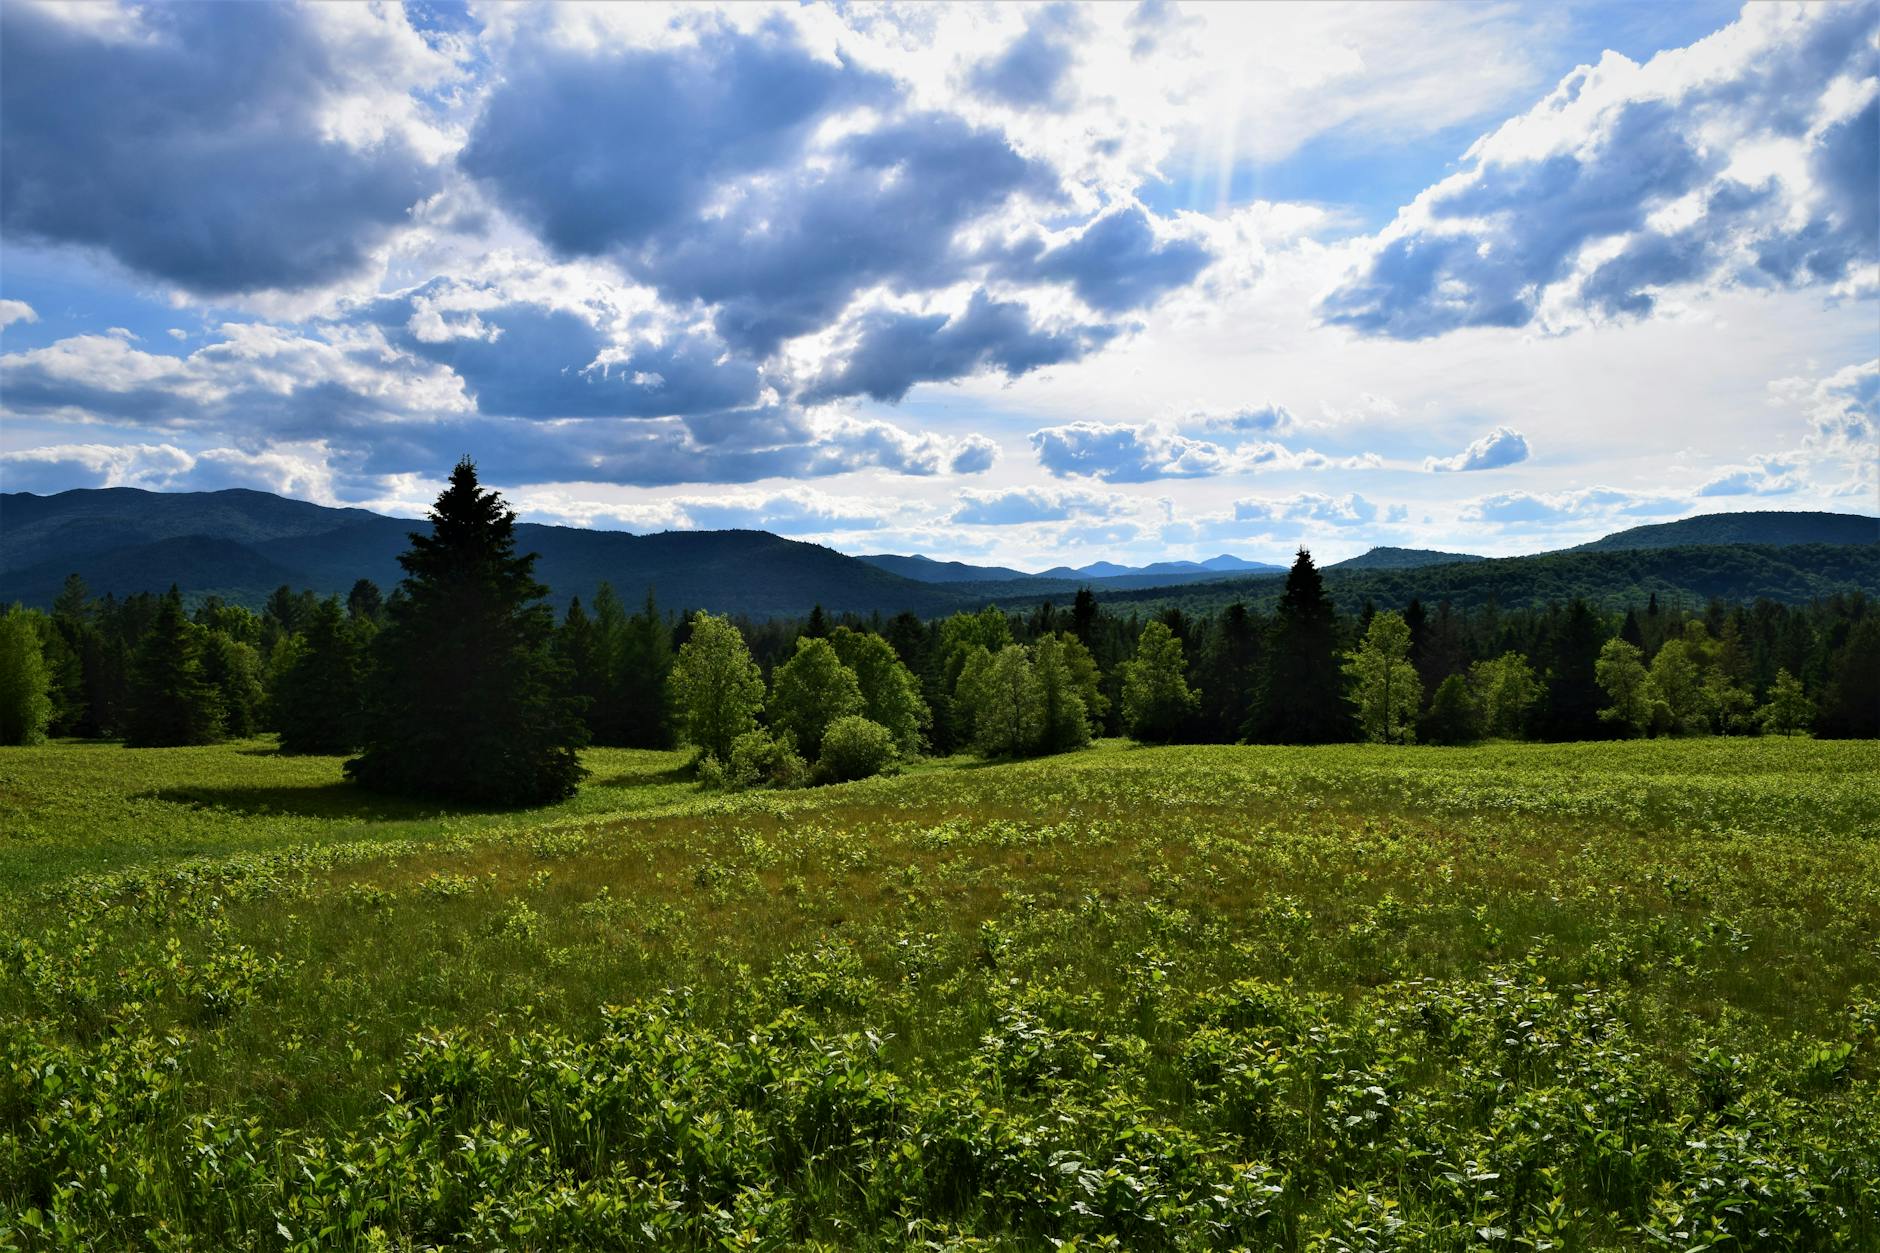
[{"left": 4, "top": 735, "right": 1878, "bottom": 1250}]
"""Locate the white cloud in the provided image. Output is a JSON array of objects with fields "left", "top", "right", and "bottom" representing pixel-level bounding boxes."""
[{"left": 1425, "top": 425, "right": 1531, "bottom": 472}]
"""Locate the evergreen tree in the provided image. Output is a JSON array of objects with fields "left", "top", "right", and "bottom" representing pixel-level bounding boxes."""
[
  {"left": 125, "top": 588, "right": 224, "bottom": 747},
  {"left": 555, "top": 597, "right": 602, "bottom": 734},
  {"left": 1033, "top": 633, "right": 1092, "bottom": 753},
  {"left": 0, "top": 607, "right": 54, "bottom": 746},
  {"left": 1070, "top": 587, "right": 1099, "bottom": 646},
  {"left": 1246, "top": 549, "right": 1348, "bottom": 743},
  {"left": 346, "top": 460, "right": 586, "bottom": 805},
  {"left": 587, "top": 584, "right": 631, "bottom": 744},
  {"left": 1541, "top": 599, "right": 1606, "bottom": 740},
  {"left": 1758, "top": 668, "right": 1815, "bottom": 736},
  {"left": 274, "top": 597, "right": 364, "bottom": 754},
  {"left": 200, "top": 631, "right": 264, "bottom": 737},
  {"left": 617, "top": 591, "right": 674, "bottom": 748},
  {"left": 669, "top": 611, "right": 765, "bottom": 762},
  {"left": 1198, "top": 603, "right": 1260, "bottom": 742},
  {"left": 828, "top": 627, "right": 930, "bottom": 756},
  {"left": 1595, "top": 638, "right": 1655, "bottom": 737},
  {"left": 347, "top": 579, "right": 384, "bottom": 624},
  {"left": 767, "top": 636, "right": 863, "bottom": 759},
  {"left": 1819, "top": 617, "right": 1879, "bottom": 738},
  {"left": 1121, "top": 620, "right": 1199, "bottom": 743},
  {"left": 1422, "top": 674, "right": 1480, "bottom": 745},
  {"left": 1345, "top": 611, "right": 1422, "bottom": 744}
]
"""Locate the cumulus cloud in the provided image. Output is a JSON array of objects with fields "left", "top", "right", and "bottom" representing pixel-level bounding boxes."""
[
  {"left": 996, "top": 205, "right": 1213, "bottom": 313},
  {"left": 1782, "top": 357, "right": 1879, "bottom": 466},
  {"left": 1, "top": 2, "right": 451, "bottom": 295},
  {"left": 949, "top": 486, "right": 1121, "bottom": 526},
  {"left": 1696, "top": 454, "right": 1803, "bottom": 497},
  {"left": 802, "top": 290, "right": 1117, "bottom": 404},
  {"left": 1322, "top": 3, "right": 1880, "bottom": 339},
  {"left": 0, "top": 441, "right": 335, "bottom": 499},
  {"left": 1463, "top": 487, "right": 1689, "bottom": 524},
  {"left": 1235, "top": 492, "right": 1379, "bottom": 527},
  {"left": 1030, "top": 421, "right": 1233, "bottom": 483},
  {"left": 1425, "top": 425, "right": 1531, "bottom": 472},
  {"left": 0, "top": 300, "right": 37, "bottom": 330}
]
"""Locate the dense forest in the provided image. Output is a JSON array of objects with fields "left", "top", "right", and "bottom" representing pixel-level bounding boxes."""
[{"left": 3, "top": 463, "right": 1875, "bottom": 803}]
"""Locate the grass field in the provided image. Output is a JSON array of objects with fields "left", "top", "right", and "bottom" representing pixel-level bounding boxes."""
[{"left": 3, "top": 737, "right": 1878, "bottom": 1250}]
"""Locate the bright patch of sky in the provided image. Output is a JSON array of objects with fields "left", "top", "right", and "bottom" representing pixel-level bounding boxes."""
[{"left": 1, "top": 0, "right": 1874, "bottom": 570}]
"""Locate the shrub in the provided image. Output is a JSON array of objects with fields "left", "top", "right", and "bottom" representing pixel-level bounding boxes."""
[
  {"left": 817, "top": 715, "right": 897, "bottom": 782},
  {"left": 715, "top": 727, "right": 809, "bottom": 791}
]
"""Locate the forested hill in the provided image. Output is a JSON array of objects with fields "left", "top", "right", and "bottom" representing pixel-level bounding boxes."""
[
  {"left": 1016, "top": 542, "right": 1880, "bottom": 618},
  {"left": 0, "top": 488, "right": 962, "bottom": 619},
  {"left": 3, "top": 488, "right": 1877, "bottom": 617},
  {"left": 1570, "top": 511, "right": 1878, "bottom": 551}
]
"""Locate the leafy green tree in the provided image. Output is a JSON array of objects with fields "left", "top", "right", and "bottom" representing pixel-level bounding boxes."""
[
  {"left": 0, "top": 607, "right": 54, "bottom": 746},
  {"left": 1702, "top": 668, "right": 1756, "bottom": 735},
  {"left": 670, "top": 611, "right": 765, "bottom": 762},
  {"left": 1648, "top": 638, "right": 1704, "bottom": 733},
  {"left": 274, "top": 597, "right": 364, "bottom": 754},
  {"left": 933, "top": 607, "right": 1014, "bottom": 752},
  {"left": 1469, "top": 652, "right": 1538, "bottom": 738},
  {"left": 1032, "top": 633, "right": 1092, "bottom": 753},
  {"left": 1121, "top": 620, "right": 1198, "bottom": 743},
  {"left": 768, "top": 636, "right": 863, "bottom": 759},
  {"left": 818, "top": 715, "right": 897, "bottom": 782},
  {"left": 347, "top": 459, "right": 586, "bottom": 805},
  {"left": 967, "top": 645, "right": 1041, "bottom": 758},
  {"left": 1421, "top": 674, "right": 1480, "bottom": 745},
  {"left": 1247, "top": 549, "right": 1349, "bottom": 743},
  {"left": 1344, "top": 611, "right": 1422, "bottom": 744},
  {"left": 1595, "top": 638, "right": 1656, "bottom": 737},
  {"left": 828, "top": 627, "right": 929, "bottom": 756},
  {"left": 125, "top": 588, "right": 224, "bottom": 747},
  {"left": 1758, "top": 668, "right": 1815, "bottom": 736}
]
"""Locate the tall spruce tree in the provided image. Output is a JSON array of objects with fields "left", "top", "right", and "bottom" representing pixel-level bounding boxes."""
[
  {"left": 274, "top": 597, "right": 364, "bottom": 754},
  {"left": 617, "top": 591, "right": 674, "bottom": 748},
  {"left": 125, "top": 588, "right": 224, "bottom": 747},
  {"left": 1245, "top": 549, "right": 1349, "bottom": 743},
  {"left": 346, "top": 459, "right": 586, "bottom": 805}
]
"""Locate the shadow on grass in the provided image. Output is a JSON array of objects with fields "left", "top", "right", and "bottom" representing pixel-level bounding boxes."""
[
  {"left": 143, "top": 783, "right": 499, "bottom": 822},
  {"left": 593, "top": 763, "right": 695, "bottom": 789}
]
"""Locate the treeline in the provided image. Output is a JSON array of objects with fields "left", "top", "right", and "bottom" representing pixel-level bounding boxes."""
[{"left": 3, "top": 469, "right": 1875, "bottom": 799}]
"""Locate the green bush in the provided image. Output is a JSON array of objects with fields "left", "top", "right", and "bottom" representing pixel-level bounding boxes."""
[
  {"left": 818, "top": 714, "right": 897, "bottom": 782},
  {"left": 710, "top": 727, "right": 809, "bottom": 791}
]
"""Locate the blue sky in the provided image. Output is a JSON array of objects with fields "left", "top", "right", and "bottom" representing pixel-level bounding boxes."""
[{"left": 1, "top": 0, "right": 1874, "bottom": 566}]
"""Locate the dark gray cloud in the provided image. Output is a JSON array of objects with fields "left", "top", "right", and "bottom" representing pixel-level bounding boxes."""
[
  {"left": 0, "top": 3, "right": 440, "bottom": 295},
  {"left": 1321, "top": 3, "right": 1880, "bottom": 340},
  {"left": 802, "top": 290, "right": 1116, "bottom": 404},
  {"left": 462, "top": 25, "right": 1064, "bottom": 358},
  {"left": 969, "top": 4, "right": 1084, "bottom": 110},
  {"left": 998, "top": 206, "right": 1213, "bottom": 313}
]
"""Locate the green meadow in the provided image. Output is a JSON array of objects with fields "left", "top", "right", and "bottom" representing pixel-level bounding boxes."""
[{"left": 3, "top": 737, "right": 1878, "bottom": 1250}]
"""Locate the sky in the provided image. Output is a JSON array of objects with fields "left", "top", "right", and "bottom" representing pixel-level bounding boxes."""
[{"left": 0, "top": 0, "right": 1875, "bottom": 568}]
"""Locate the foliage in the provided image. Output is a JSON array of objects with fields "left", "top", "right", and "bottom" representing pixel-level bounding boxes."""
[
  {"left": 0, "top": 607, "right": 53, "bottom": 746},
  {"left": 1121, "top": 619, "right": 1199, "bottom": 743},
  {"left": 1247, "top": 549, "right": 1349, "bottom": 743},
  {"left": 828, "top": 626, "right": 930, "bottom": 756},
  {"left": 1596, "top": 638, "right": 1656, "bottom": 737},
  {"left": 1033, "top": 633, "right": 1094, "bottom": 753},
  {"left": 1421, "top": 673, "right": 1480, "bottom": 745},
  {"left": 272, "top": 597, "right": 364, "bottom": 754},
  {"left": 1469, "top": 652, "right": 1538, "bottom": 738},
  {"left": 767, "top": 636, "right": 864, "bottom": 760},
  {"left": 817, "top": 714, "right": 898, "bottom": 782},
  {"left": 345, "top": 460, "right": 587, "bottom": 806},
  {"left": 704, "top": 726, "right": 811, "bottom": 792},
  {"left": 125, "top": 588, "right": 225, "bottom": 747},
  {"left": 1344, "top": 610, "right": 1422, "bottom": 744},
  {"left": 962, "top": 644, "right": 1043, "bottom": 758},
  {"left": 1759, "top": 669, "right": 1815, "bottom": 736},
  {"left": 670, "top": 611, "right": 767, "bottom": 762}
]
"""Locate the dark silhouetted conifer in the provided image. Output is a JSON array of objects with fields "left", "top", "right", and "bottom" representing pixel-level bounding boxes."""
[
  {"left": 125, "top": 588, "right": 224, "bottom": 746},
  {"left": 1245, "top": 549, "right": 1350, "bottom": 743},
  {"left": 275, "top": 597, "right": 364, "bottom": 753},
  {"left": 346, "top": 459, "right": 585, "bottom": 804}
]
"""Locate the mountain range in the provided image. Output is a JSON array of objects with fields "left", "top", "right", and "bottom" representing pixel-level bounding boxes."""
[{"left": 1, "top": 488, "right": 1874, "bottom": 619}]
